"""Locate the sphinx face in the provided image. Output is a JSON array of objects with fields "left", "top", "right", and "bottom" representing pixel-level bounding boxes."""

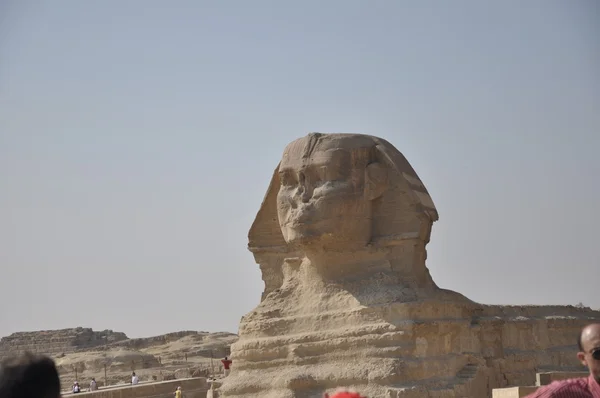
[{"left": 276, "top": 135, "right": 374, "bottom": 249}]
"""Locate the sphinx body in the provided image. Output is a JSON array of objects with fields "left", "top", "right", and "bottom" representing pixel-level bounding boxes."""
[{"left": 215, "top": 133, "right": 600, "bottom": 398}]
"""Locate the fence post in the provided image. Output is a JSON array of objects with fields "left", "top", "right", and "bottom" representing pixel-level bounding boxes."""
[
  {"left": 210, "top": 350, "right": 215, "bottom": 377},
  {"left": 104, "top": 364, "right": 107, "bottom": 388}
]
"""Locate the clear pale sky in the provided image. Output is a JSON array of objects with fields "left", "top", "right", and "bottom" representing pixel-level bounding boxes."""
[{"left": 1, "top": 1, "right": 598, "bottom": 339}]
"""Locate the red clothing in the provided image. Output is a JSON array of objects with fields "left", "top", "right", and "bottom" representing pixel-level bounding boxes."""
[
  {"left": 329, "top": 393, "right": 366, "bottom": 398},
  {"left": 525, "top": 375, "right": 600, "bottom": 397},
  {"left": 221, "top": 359, "right": 232, "bottom": 370}
]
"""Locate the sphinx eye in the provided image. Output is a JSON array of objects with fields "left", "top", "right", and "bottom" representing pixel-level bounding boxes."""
[
  {"left": 279, "top": 171, "right": 296, "bottom": 187},
  {"left": 318, "top": 166, "right": 340, "bottom": 182},
  {"left": 318, "top": 166, "right": 328, "bottom": 181}
]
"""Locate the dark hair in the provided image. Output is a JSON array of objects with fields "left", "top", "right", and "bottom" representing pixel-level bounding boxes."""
[
  {"left": 0, "top": 352, "right": 61, "bottom": 398},
  {"left": 578, "top": 330, "right": 584, "bottom": 351}
]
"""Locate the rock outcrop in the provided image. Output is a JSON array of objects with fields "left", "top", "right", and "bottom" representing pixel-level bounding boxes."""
[
  {"left": 105, "top": 331, "right": 199, "bottom": 350},
  {"left": 105, "top": 331, "right": 236, "bottom": 358},
  {"left": 216, "top": 133, "right": 600, "bottom": 398},
  {"left": 1, "top": 328, "right": 237, "bottom": 390},
  {"left": 53, "top": 348, "right": 160, "bottom": 374},
  {"left": 0, "top": 327, "right": 127, "bottom": 360}
]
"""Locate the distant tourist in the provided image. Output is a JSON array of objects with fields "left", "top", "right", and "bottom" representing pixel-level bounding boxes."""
[
  {"left": 0, "top": 352, "right": 61, "bottom": 398},
  {"left": 221, "top": 356, "right": 232, "bottom": 377},
  {"left": 72, "top": 381, "right": 81, "bottom": 393},
  {"left": 525, "top": 322, "right": 600, "bottom": 397},
  {"left": 174, "top": 386, "right": 182, "bottom": 398},
  {"left": 131, "top": 371, "right": 139, "bottom": 385},
  {"left": 89, "top": 377, "right": 98, "bottom": 391}
]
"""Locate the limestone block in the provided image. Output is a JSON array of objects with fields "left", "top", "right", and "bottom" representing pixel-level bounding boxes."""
[
  {"left": 192, "top": 368, "right": 210, "bottom": 378},
  {"left": 492, "top": 386, "right": 539, "bottom": 398},
  {"left": 535, "top": 371, "right": 589, "bottom": 386},
  {"left": 174, "top": 368, "right": 192, "bottom": 379}
]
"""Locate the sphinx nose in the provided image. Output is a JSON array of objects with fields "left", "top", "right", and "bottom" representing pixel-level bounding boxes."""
[
  {"left": 300, "top": 188, "right": 311, "bottom": 203},
  {"left": 298, "top": 171, "right": 312, "bottom": 203}
]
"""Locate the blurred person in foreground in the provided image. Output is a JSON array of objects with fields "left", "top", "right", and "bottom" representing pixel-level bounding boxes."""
[
  {"left": 0, "top": 352, "right": 61, "bottom": 398},
  {"left": 526, "top": 323, "right": 600, "bottom": 397}
]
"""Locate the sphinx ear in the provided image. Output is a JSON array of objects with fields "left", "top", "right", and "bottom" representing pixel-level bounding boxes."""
[{"left": 365, "top": 162, "right": 388, "bottom": 200}]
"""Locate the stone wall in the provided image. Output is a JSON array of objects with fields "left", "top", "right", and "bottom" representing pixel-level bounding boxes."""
[
  {"left": 492, "top": 371, "right": 591, "bottom": 397},
  {"left": 492, "top": 386, "right": 539, "bottom": 398},
  {"left": 64, "top": 377, "right": 209, "bottom": 398},
  {"left": 0, "top": 328, "right": 128, "bottom": 360}
]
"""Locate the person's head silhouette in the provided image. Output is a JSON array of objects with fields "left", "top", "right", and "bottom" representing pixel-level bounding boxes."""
[{"left": 0, "top": 353, "right": 61, "bottom": 398}]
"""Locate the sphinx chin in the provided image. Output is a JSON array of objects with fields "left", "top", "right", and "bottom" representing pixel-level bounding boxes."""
[
  {"left": 283, "top": 232, "right": 320, "bottom": 248},
  {"left": 285, "top": 232, "right": 368, "bottom": 251}
]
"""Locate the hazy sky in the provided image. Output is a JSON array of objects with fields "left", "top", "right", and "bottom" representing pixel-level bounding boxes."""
[{"left": 1, "top": 1, "right": 598, "bottom": 339}]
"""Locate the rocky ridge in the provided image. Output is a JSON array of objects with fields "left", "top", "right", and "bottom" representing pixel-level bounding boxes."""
[
  {"left": 0, "top": 328, "right": 238, "bottom": 390},
  {"left": 0, "top": 327, "right": 127, "bottom": 360}
]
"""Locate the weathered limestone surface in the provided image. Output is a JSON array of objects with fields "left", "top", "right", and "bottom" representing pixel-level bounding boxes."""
[
  {"left": 0, "top": 328, "right": 127, "bottom": 360},
  {"left": 216, "top": 133, "right": 600, "bottom": 398}
]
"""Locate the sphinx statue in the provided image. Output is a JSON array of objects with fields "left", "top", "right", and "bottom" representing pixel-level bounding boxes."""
[{"left": 214, "top": 133, "right": 600, "bottom": 398}]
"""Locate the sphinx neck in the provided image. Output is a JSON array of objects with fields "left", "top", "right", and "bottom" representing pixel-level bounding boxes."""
[
  {"left": 299, "top": 242, "right": 437, "bottom": 289},
  {"left": 299, "top": 249, "right": 386, "bottom": 281}
]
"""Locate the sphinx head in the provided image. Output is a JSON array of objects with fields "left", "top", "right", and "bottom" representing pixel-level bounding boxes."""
[
  {"left": 249, "top": 133, "right": 438, "bottom": 254},
  {"left": 276, "top": 133, "right": 389, "bottom": 250}
]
